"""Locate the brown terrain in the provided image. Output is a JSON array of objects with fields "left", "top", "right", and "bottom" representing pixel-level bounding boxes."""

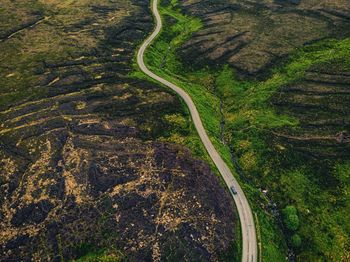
[
  {"left": 0, "top": 0, "right": 236, "bottom": 261},
  {"left": 179, "top": 0, "right": 350, "bottom": 75}
]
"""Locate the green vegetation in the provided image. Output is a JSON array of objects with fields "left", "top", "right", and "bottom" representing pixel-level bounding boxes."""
[
  {"left": 0, "top": 0, "right": 135, "bottom": 110},
  {"left": 74, "top": 249, "right": 124, "bottom": 262},
  {"left": 282, "top": 206, "right": 299, "bottom": 231},
  {"left": 132, "top": 2, "right": 225, "bottom": 172},
  {"left": 139, "top": 0, "right": 350, "bottom": 261},
  {"left": 291, "top": 234, "right": 302, "bottom": 249},
  {"left": 137, "top": 0, "right": 287, "bottom": 260}
]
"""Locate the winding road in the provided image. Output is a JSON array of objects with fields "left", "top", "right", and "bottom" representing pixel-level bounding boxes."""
[{"left": 137, "top": 1, "right": 258, "bottom": 261}]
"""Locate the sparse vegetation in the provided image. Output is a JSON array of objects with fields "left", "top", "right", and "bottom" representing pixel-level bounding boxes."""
[{"left": 0, "top": 0, "right": 237, "bottom": 261}]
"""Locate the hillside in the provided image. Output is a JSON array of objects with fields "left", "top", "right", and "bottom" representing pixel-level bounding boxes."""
[
  {"left": 1, "top": 0, "right": 349, "bottom": 260},
  {"left": 0, "top": 0, "right": 238, "bottom": 260},
  {"left": 144, "top": 0, "right": 350, "bottom": 260}
]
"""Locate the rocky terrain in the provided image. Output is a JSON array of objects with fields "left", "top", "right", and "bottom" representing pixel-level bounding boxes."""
[{"left": 0, "top": 0, "right": 237, "bottom": 261}]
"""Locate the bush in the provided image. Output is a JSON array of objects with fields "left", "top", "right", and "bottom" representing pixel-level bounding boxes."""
[
  {"left": 282, "top": 205, "right": 300, "bottom": 231},
  {"left": 291, "top": 234, "right": 302, "bottom": 248}
]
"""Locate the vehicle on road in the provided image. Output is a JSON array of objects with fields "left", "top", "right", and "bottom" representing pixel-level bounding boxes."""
[
  {"left": 230, "top": 186, "right": 237, "bottom": 195},
  {"left": 137, "top": 1, "right": 257, "bottom": 260}
]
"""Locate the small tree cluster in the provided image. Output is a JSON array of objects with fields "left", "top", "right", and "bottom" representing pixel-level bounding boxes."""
[
  {"left": 282, "top": 205, "right": 299, "bottom": 231},
  {"left": 291, "top": 234, "right": 302, "bottom": 248},
  {"left": 282, "top": 205, "right": 302, "bottom": 249}
]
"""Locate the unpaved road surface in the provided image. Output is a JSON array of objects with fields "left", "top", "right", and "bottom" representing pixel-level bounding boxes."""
[{"left": 137, "top": 1, "right": 258, "bottom": 261}]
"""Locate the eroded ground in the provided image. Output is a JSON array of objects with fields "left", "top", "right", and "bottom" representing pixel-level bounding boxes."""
[{"left": 0, "top": 0, "right": 236, "bottom": 260}]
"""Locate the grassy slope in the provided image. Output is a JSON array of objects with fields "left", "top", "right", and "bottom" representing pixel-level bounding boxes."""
[
  {"left": 133, "top": 0, "right": 287, "bottom": 261},
  {"left": 226, "top": 39, "right": 350, "bottom": 261},
  {"left": 137, "top": 0, "right": 350, "bottom": 261},
  {"left": 131, "top": 1, "right": 245, "bottom": 261}
]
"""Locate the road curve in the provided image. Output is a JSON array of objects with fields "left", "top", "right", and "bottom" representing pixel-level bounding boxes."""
[{"left": 137, "top": 1, "right": 258, "bottom": 261}]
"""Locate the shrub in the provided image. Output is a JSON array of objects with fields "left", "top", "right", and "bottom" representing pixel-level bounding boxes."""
[
  {"left": 291, "top": 234, "right": 302, "bottom": 248},
  {"left": 282, "top": 205, "right": 300, "bottom": 231}
]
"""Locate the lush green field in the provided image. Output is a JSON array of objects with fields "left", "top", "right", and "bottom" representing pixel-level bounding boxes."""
[{"left": 138, "top": 0, "right": 350, "bottom": 261}]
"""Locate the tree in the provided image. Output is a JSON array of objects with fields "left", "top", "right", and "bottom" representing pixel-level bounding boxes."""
[
  {"left": 282, "top": 205, "right": 300, "bottom": 231},
  {"left": 291, "top": 234, "right": 302, "bottom": 248}
]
